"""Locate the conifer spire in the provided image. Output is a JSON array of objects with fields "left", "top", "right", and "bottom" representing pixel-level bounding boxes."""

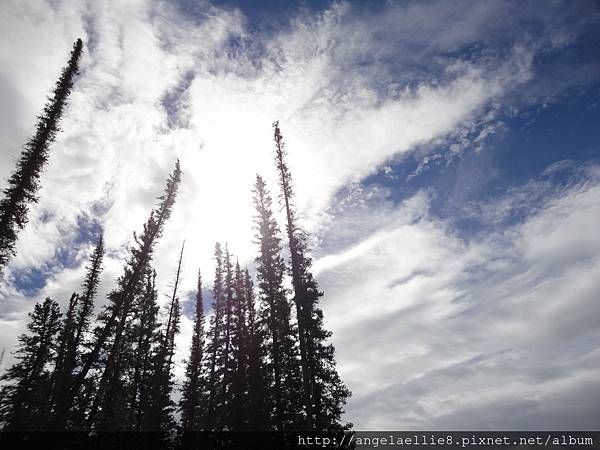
[
  {"left": 0, "top": 39, "right": 83, "bottom": 277},
  {"left": 272, "top": 121, "right": 351, "bottom": 430},
  {"left": 48, "top": 235, "right": 104, "bottom": 429},
  {"left": 72, "top": 161, "right": 182, "bottom": 419},
  {"left": 180, "top": 269, "right": 206, "bottom": 431},
  {"left": 253, "top": 174, "right": 304, "bottom": 429},
  {"left": 205, "top": 242, "right": 224, "bottom": 429},
  {"left": 146, "top": 241, "right": 184, "bottom": 431},
  {"left": 130, "top": 268, "right": 161, "bottom": 431}
]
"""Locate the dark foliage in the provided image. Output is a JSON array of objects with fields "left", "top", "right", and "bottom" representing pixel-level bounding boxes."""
[
  {"left": 179, "top": 269, "right": 206, "bottom": 431},
  {"left": 144, "top": 243, "right": 184, "bottom": 431},
  {"left": 272, "top": 121, "right": 351, "bottom": 431},
  {"left": 204, "top": 242, "right": 225, "bottom": 429},
  {"left": 130, "top": 268, "right": 161, "bottom": 431},
  {"left": 252, "top": 175, "right": 304, "bottom": 429},
  {"left": 50, "top": 236, "right": 104, "bottom": 429},
  {"left": 0, "top": 59, "right": 352, "bottom": 436},
  {"left": 80, "top": 160, "right": 182, "bottom": 430},
  {"left": 0, "top": 39, "right": 83, "bottom": 277},
  {"left": 201, "top": 245, "right": 271, "bottom": 431},
  {"left": 0, "top": 297, "right": 62, "bottom": 430}
]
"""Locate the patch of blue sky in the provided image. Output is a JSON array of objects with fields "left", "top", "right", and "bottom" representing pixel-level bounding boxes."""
[
  {"left": 11, "top": 266, "right": 46, "bottom": 297},
  {"left": 350, "top": 75, "right": 600, "bottom": 240},
  {"left": 180, "top": 286, "right": 214, "bottom": 320},
  {"left": 210, "top": 0, "right": 337, "bottom": 31},
  {"left": 11, "top": 214, "right": 103, "bottom": 295},
  {"left": 72, "top": 214, "right": 103, "bottom": 248}
]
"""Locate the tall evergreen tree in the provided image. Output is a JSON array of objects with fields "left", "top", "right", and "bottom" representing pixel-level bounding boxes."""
[
  {"left": 50, "top": 293, "right": 79, "bottom": 423},
  {"left": 272, "top": 121, "right": 351, "bottom": 430},
  {"left": 229, "top": 262, "right": 249, "bottom": 429},
  {"left": 49, "top": 236, "right": 104, "bottom": 429},
  {"left": 71, "top": 238, "right": 105, "bottom": 429},
  {"left": 180, "top": 269, "right": 206, "bottom": 431},
  {"left": 0, "top": 297, "right": 62, "bottom": 430},
  {"left": 89, "top": 303, "right": 137, "bottom": 430},
  {"left": 74, "top": 235, "right": 105, "bottom": 352},
  {"left": 0, "top": 39, "right": 83, "bottom": 277},
  {"left": 144, "top": 243, "right": 184, "bottom": 431},
  {"left": 204, "top": 244, "right": 242, "bottom": 430},
  {"left": 78, "top": 160, "right": 182, "bottom": 429},
  {"left": 204, "top": 242, "right": 225, "bottom": 429},
  {"left": 216, "top": 245, "right": 235, "bottom": 429},
  {"left": 252, "top": 174, "right": 304, "bottom": 429},
  {"left": 241, "top": 268, "right": 269, "bottom": 430},
  {"left": 129, "top": 268, "right": 161, "bottom": 431},
  {"left": 53, "top": 293, "right": 79, "bottom": 379}
]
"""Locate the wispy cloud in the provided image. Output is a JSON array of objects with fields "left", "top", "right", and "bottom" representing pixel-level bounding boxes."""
[
  {"left": 317, "top": 162, "right": 600, "bottom": 429},
  {"left": 0, "top": 0, "right": 598, "bottom": 429}
]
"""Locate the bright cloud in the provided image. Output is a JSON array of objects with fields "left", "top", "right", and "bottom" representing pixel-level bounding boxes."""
[
  {"left": 318, "top": 166, "right": 600, "bottom": 429},
  {"left": 0, "top": 0, "right": 598, "bottom": 429}
]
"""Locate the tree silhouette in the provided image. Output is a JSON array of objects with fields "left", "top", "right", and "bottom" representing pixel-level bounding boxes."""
[
  {"left": 204, "top": 242, "right": 225, "bottom": 429},
  {"left": 217, "top": 245, "right": 235, "bottom": 428},
  {"left": 144, "top": 242, "right": 184, "bottom": 431},
  {"left": 0, "top": 39, "right": 83, "bottom": 277},
  {"left": 252, "top": 174, "right": 304, "bottom": 429},
  {"left": 202, "top": 244, "right": 268, "bottom": 431},
  {"left": 0, "top": 297, "right": 62, "bottom": 430},
  {"left": 241, "top": 268, "right": 269, "bottom": 429},
  {"left": 130, "top": 268, "right": 161, "bottom": 431},
  {"left": 76, "top": 161, "right": 182, "bottom": 429},
  {"left": 50, "top": 235, "right": 104, "bottom": 429},
  {"left": 180, "top": 269, "right": 206, "bottom": 432},
  {"left": 228, "top": 261, "right": 249, "bottom": 429},
  {"left": 0, "top": 113, "right": 354, "bottom": 435},
  {"left": 272, "top": 121, "right": 351, "bottom": 430},
  {"left": 50, "top": 293, "right": 79, "bottom": 424},
  {"left": 74, "top": 235, "right": 105, "bottom": 350}
]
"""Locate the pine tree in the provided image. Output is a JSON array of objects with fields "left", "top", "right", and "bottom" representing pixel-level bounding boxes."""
[
  {"left": 45, "top": 236, "right": 104, "bottom": 430},
  {"left": 50, "top": 292, "right": 79, "bottom": 424},
  {"left": 272, "top": 121, "right": 351, "bottom": 430},
  {"left": 252, "top": 174, "right": 304, "bottom": 429},
  {"left": 78, "top": 160, "right": 182, "bottom": 429},
  {"left": 0, "top": 39, "right": 83, "bottom": 277},
  {"left": 48, "top": 236, "right": 104, "bottom": 429},
  {"left": 53, "top": 293, "right": 79, "bottom": 385},
  {"left": 89, "top": 304, "right": 137, "bottom": 431},
  {"left": 217, "top": 245, "right": 235, "bottom": 429},
  {"left": 130, "top": 268, "right": 161, "bottom": 431},
  {"left": 242, "top": 269, "right": 269, "bottom": 430},
  {"left": 180, "top": 269, "right": 206, "bottom": 431},
  {"left": 204, "top": 244, "right": 245, "bottom": 430},
  {"left": 144, "top": 242, "right": 184, "bottom": 431},
  {"left": 229, "top": 262, "right": 249, "bottom": 429},
  {"left": 204, "top": 242, "right": 224, "bottom": 429},
  {"left": 0, "top": 297, "right": 62, "bottom": 430},
  {"left": 74, "top": 235, "right": 105, "bottom": 352}
]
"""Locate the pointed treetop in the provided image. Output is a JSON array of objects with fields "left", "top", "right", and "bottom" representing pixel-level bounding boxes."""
[{"left": 72, "top": 38, "right": 83, "bottom": 60}]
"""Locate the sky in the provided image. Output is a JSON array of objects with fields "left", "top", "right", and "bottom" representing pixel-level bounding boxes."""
[{"left": 0, "top": 0, "right": 599, "bottom": 430}]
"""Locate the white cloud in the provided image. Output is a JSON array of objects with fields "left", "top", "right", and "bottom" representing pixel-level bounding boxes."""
[
  {"left": 0, "top": 0, "right": 597, "bottom": 429},
  {"left": 317, "top": 165, "right": 600, "bottom": 429},
  {"left": 0, "top": 0, "right": 535, "bottom": 298}
]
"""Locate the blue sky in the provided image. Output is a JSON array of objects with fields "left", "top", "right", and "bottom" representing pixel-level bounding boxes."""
[{"left": 0, "top": 0, "right": 599, "bottom": 430}]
